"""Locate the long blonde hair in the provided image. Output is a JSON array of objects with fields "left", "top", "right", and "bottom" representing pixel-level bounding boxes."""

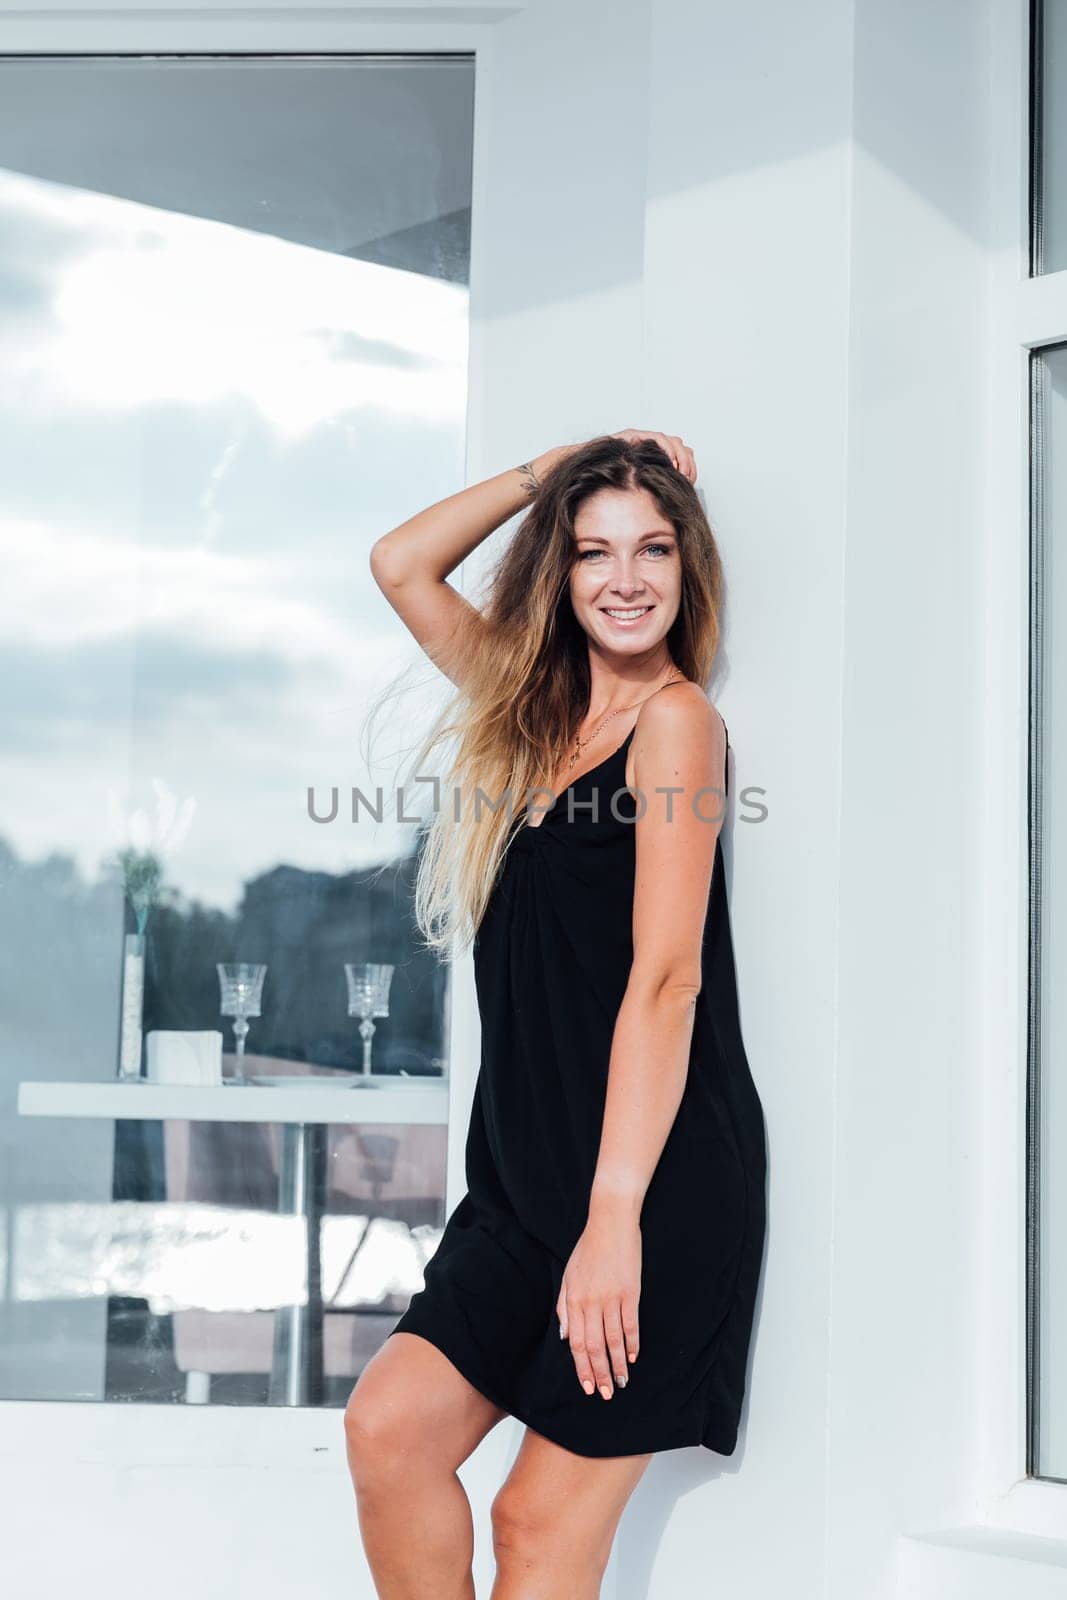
[{"left": 372, "top": 434, "right": 724, "bottom": 959}]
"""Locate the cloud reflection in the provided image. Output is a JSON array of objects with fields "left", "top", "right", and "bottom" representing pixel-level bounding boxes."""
[{"left": 2, "top": 168, "right": 467, "bottom": 434}]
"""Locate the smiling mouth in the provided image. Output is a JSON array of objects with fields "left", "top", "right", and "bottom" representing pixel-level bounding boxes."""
[{"left": 601, "top": 605, "right": 654, "bottom": 623}]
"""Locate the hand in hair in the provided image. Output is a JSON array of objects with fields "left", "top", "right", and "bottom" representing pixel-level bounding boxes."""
[{"left": 610, "top": 428, "right": 698, "bottom": 483}]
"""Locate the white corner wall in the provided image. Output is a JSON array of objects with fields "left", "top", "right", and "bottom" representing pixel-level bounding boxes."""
[{"left": 0, "top": 2, "right": 1052, "bottom": 1598}]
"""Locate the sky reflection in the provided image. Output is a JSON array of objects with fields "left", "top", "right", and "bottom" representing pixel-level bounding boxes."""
[{"left": 0, "top": 167, "right": 466, "bottom": 909}]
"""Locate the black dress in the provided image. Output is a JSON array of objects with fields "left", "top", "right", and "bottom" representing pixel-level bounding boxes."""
[{"left": 389, "top": 718, "right": 768, "bottom": 1458}]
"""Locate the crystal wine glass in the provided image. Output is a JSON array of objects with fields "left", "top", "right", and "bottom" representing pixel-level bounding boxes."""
[
  {"left": 343, "top": 962, "right": 395, "bottom": 1082},
  {"left": 216, "top": 962, "right": 267, "bottom": 1085}
]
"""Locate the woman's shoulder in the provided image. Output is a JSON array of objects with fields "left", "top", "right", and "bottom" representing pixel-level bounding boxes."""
[
  {"left": 625, "top": 682, "right": 726, "bottom": 800},
  {"left": 633, "top": 679, "right": 724, "bottom": 747}
]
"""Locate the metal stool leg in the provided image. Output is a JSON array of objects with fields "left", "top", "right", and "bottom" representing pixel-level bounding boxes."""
[{"left": 269, "top": 1121, "right": 327, "bottom": 1405}]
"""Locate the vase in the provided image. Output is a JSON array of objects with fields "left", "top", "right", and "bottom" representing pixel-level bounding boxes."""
[{"left": 118, "top": 931, "right": 146, "bottom": 1080}]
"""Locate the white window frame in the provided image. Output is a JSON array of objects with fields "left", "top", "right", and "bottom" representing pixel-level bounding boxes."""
[
  {"left": 0, "top": 0, "right": 509, "bottom": 1481},
  {"left": 971, "top": 0, "right": 1067, "bottom": 1546}
]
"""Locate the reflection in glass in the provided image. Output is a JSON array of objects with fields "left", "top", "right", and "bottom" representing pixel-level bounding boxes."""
[
  {"left": 0, "top": 55, "right": 473, "bottom": 1405},
  {"left": 1033, "top": 0, "right": 1067, "bottom": 273}
]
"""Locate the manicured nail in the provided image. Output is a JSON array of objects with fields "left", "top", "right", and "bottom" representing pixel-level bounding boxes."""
[
  {"left": 582, "top": 1379, "right": 595, "bottom": 1395},
  {"left": 615, "top": 1373, "right": 628, "bottom": 1388},
  {"left": 559, "top": 1326, "right": 566, "bottom": 1339},
  {"left": 628, "top": 1351, "right": 638, "bottom": 1362},
  {"left": 599, "top": 1384, "right": 612, "bottom": 1400}
]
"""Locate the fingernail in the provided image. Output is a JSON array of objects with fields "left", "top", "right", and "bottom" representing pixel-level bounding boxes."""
[
  {"left": 628, "top": 1351, "right": 637, "bottom": 1362},
  {"left": 559, "top": 1326, "right": 566, "bottom": 1339},
  {"left": 582, "top": 1379, "right": 595, "bottom": 1395},
  {"left": 599, "top": 1384, "right": 612, "bottom": 1400},
  {"left": 615, "top": 1373, "right": 628, "bottom": 1388}
]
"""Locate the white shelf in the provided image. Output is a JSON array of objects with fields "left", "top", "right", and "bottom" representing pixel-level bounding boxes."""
[{"left": 16, "top": 1078, "right": 450, "bottom": 1125}]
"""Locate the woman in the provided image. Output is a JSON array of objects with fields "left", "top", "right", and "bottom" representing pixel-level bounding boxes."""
[{"left": 344, "top": 430, "right": 768, "bottom": 1599}]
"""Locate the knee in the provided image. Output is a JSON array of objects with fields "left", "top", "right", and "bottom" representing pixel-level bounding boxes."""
[
  {"left": 490, "top": 1483, "right": 610, "bottom": 1582},
  {"left": 490, "top": 1483, "right": 547, "bottom": 1564},
  {"left": 342, "top": 1372, "right": 416, "bottom": 1491}
]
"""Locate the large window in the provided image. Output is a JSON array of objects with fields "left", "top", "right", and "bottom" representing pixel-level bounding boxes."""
[{"left": 0, "top": 53, "right": 474, "bottom": 1406}]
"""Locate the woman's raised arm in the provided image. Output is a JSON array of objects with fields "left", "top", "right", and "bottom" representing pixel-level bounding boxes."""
[{"left": 368, "top": 445, "right": 570, "bottom": 689}]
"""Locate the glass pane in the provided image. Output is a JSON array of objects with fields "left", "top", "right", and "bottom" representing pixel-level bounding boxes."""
[
  {"left": 0, "top": 55, "right": 474, "bottom": 1406},
  {"left": 1034, "top": 343, "right": 1067, "bottom": 1471},
  {"left": 1034, "top": 0, "right": 1067, "bottom": 273}
]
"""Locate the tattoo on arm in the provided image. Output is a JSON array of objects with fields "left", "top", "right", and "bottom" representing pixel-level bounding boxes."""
[{"left": 516, "top": 460, "right": 540, "bottom": 499}]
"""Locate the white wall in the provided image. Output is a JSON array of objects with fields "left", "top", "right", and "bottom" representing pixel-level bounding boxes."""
[
  {"left": 832, "top": 0, "right": 993, "bottom": 1592},
  {"left": 623, "top": 0, "right": 855, "bottom": 1594},
  {"left": 0, "top": 1, "right": 1057, "bottom": 1598}
]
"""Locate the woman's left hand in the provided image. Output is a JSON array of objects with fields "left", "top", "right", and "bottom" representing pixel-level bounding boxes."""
[{"left": 557, "top": 1212, "right": 642, "bottom": 1399}]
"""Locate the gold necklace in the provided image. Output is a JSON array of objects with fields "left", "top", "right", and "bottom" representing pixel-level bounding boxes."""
[{"left": 565, "top": 668, "right": 686, "bottom": 769}]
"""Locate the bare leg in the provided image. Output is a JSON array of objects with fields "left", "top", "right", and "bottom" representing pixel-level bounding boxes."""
[
  {"left": 490, "top": 1428, "right": 652, "bottom": 1599},
  {"left": 344, "top": 1330, "right": 507, "bottom": 1600}
]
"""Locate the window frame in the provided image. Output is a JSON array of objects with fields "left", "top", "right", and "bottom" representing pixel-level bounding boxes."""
[
  {"left": 972, "top": 0, "right": 1067, "bottom": 1542},
  {"left": 0, "top": 7, "right": 499, "bottom": 1478}
]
